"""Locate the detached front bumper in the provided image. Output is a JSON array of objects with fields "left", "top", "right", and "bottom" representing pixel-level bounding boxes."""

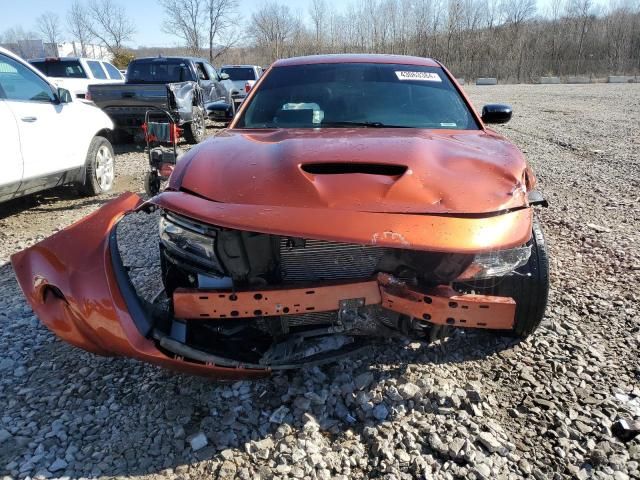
[
  {"left": 10, "top": 193, "right": 268, "bottom": 378},
  {"left": 11, "top": 192, "right": 524, "bottom": 377}
]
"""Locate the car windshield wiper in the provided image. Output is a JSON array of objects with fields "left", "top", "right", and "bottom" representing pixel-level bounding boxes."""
[{"left": 320, "top": 121, "right": 412, "bottom": 128}]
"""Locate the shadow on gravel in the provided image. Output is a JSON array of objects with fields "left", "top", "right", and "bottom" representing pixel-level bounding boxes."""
[
  {"left": 0, "top": 191, "right": 115, "bottom": 220},
  {"left": 0, "top": 251, "right": 522, "bottom": 479}
]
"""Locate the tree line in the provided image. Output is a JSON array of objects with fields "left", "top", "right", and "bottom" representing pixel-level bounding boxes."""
[
  {"left": 242, "top": 0, "right": 640, "bottom": 81},
  {"left": 2, "top": 0, "right": 639, "bottom": 80}
]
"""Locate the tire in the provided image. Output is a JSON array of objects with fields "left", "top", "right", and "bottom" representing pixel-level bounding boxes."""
[
  {"left": 461, "top": 218, "right": 549, "bottom": 338},
  {"left": 183, "top": 106, "right": 206, "bottom": 144},
  {"left": 79, "top": 136, "right": 115, "bottom": 196},
  {"left": 497, "top": 219, "right": 550, "bottom": 337},
  {"left": 144, "top": 171, "right": 161, "bottom": 197}
]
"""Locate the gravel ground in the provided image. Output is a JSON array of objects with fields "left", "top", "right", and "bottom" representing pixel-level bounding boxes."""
[{"left": 0, "top": 84, "right": 639, "bottom": 480}]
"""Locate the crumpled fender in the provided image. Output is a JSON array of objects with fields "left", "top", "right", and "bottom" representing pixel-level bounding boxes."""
[
  {"left": 10, "top": 192, "right": 268, "bottom": 378},
  {"left": 149, "top": 191, "right": 533, "bottom": 253},
  {"left": 168, "top": 81, "right": 199, "bottom": 121}
]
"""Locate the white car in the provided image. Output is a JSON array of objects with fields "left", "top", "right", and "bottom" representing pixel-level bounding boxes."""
[
  {"left": 219, "top": 65, "right": 263, "bottom": 110},
  {"left": 29, "top": 57, "right": 124, "bottom": 99},
  {"left": 0, "top": 47, "right": 116, "bottom": 203}
]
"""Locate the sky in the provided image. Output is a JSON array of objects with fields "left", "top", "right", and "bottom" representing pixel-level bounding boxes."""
[
  {"left": 3, "top": 0, "right": 590, "bottom": 48},
  {"left": 2, "top": 0, "right": 326, "bottom": 47}
]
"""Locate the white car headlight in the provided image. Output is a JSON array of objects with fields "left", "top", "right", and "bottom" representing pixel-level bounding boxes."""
[{"left": 458, "top": 245, "right": 531, "bottom": 280}]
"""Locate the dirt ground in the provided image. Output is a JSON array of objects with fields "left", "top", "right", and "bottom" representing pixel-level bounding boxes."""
[{"left": 0, "top": 84, "right": 638, "bottom": 479}]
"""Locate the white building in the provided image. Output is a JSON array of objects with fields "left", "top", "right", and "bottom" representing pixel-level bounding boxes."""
[
  {"left": 56, "top": 42, "right": 112, "bottom": 62},
  {"left": 0, "top": 39, "right": 112, "bottom": 61}
]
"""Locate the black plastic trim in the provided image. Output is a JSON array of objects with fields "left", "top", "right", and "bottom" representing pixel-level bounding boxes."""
[
  {"left": 154, "top": 330, "right": 372, "bottom": 370},
  {"left": 108, "top": 224, "right": 154, "bottom": 337}
]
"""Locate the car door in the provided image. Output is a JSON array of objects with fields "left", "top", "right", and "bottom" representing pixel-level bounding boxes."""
[
  {"left": 204, "top": 63, "right": 229, "bottom": 102},
  {"left": 192, "top": 61, "right": 213, "bottom": 104},
  {"left": 0, "top": 91, "right": 23, "bottom": 199},
  {"left": 0, "top": 53, "right": 75, "bottom": 185}
]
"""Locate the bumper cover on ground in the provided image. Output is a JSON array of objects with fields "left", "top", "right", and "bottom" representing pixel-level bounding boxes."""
[{"left": 10, "top": 193, "right": 268, "bottom": 378}]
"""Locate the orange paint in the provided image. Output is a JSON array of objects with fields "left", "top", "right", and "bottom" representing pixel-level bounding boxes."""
[{"left": 173, "top": 273, "right": 515, "bottom": 330}]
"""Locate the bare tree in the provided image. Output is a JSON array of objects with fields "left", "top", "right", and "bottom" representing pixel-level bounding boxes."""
[
  {"left": 36, "top": 12, "right": 62, "bottom": 56},
  {"left": 501, "top": 0, "right": 536, "bottom": 30},
  {"left": 500, "top": 0, "right": 536, "bottom": 80},
  {"left": 309, "top": 0, "right": 327, "bottom": 52},
  {"left": 249, "top": 2, "right": 298, "bottom": 60},
  {"left": 67, "top": 1, "right": 93, "bottom": 56},
  {"left": 566, "top": 0, "right": 594, "bottom": 74},
  {"left": 86, "top": 0, "right": 136, "bottom": 55},
  {"left": 197, "top": 0, "right": 639, "bottom": 81},
  {"left": 0, "top": 26, "right": 41, "bottom": 58},
  {"left": 205, "top": 0, "right": 241, "bottom": 62},
  {"left": 160, "top": 0, "right": 204, "bottom": 55}
]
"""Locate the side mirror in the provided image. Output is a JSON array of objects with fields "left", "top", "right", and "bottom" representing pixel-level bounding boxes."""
[
  {"left": 219, "top": 73, "right": 230, "bottom": 80},
  {"left": 481, "top": 104, "right": 512, "bottom": 124},
  {"left": 57, "top": 87, "right": 73, "bottom": 104}
]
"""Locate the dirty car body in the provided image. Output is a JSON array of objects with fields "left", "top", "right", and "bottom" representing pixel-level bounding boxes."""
[{"left": 12, "top": 54, "right": 549, "bottom": 378}]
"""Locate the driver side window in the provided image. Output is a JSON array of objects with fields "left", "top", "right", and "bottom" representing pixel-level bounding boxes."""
[
  {"left": 195, "top": 63, "right": 209, "bottom": 81},
  {"left": 204, "top": 63, "right": 218, "bottom": 82},
  {"left": 0, "top": 55, "right": 56, "bottom": 103}
]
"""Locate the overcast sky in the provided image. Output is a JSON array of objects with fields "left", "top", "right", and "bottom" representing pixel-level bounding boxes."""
[{"left": 4, "top": 0, "right": 327, "bottom": 47}]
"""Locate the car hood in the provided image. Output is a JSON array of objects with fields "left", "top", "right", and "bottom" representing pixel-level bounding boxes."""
[{"left": 175, "top": 128, "right": 532, "bottom": 214}]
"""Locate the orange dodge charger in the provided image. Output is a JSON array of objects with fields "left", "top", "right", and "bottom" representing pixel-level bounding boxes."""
[{"left": 12, "top": 54, "right": 549, "bottom": 378}]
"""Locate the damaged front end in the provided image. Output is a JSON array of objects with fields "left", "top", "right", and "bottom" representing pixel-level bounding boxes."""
[{"left": 11, "top": 191, "right": 540, "bottom": 377}]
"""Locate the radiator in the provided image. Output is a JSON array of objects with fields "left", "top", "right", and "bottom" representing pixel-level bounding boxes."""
[{"left": 280, "top": 238, "right": 388, "bottom": 282}]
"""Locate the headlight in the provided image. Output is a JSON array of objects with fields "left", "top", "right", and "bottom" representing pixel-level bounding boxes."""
[
  {"left": 159, "top": 214, "right": 223, "bottom": 272},
  {"left": 457, "top": 245, "right": 531, "bottom": 280}
]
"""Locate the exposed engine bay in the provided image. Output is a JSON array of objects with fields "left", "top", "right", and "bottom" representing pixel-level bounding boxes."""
[{"left": 153, "top": 210, "right": 531, "bottom": 369}]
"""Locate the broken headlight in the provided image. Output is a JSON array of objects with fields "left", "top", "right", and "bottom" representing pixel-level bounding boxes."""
[
  {"left": 457, "top": 245, "right": 531, "bottom": 280},
  {"left": 159, "top": 213, "right": 223, "bottom": 272}
]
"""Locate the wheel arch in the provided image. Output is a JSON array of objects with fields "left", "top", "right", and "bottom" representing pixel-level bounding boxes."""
[{"left": 94, "top": 127, "right": 114, "bottom": 144}]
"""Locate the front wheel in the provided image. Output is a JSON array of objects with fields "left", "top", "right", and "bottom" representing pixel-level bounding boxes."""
[
  {"left": 460, "top": 218, "right": 549, "bottom": 338},
  {"left": 183, "top": 107, "right": 206, "bottom": 144},
  {"left": 79, "top": 136, "right": 115, "bottom": 196},
  {"left": 144, "top": 171, "right": 161, "bottom": 197},
  {"left": 494, "top": 219, "right": 550, "bottom": 338}
]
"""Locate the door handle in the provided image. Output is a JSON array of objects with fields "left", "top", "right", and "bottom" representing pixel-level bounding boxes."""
[{"left": 21, "top": 116, "right": 37, "bottom": 122}]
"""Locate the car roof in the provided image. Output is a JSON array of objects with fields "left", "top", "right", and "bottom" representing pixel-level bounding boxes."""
[
  {"left": 273, "top": 54, "right": 441, "bottom": 68},
  {"left": 29, "top": 57, "right": 109, "bottom": 62},
  {"left": 221, "top": 65, "right": 260, "bottom": 68},
  {"left": 133, "top": 56, "right": 207, "bottom": 63}
]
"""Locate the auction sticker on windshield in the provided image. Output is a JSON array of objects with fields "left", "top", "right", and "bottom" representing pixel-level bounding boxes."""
[{"left": 395, "top": 71, "right": 442, "bottom": 82}]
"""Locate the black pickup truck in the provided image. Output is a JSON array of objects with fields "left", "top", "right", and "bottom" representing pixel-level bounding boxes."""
[{"left": 88, "top": 56, "right": 238, "bottom": 143}]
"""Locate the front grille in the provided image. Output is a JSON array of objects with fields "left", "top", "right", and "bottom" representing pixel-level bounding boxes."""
[
  {"left": 287, "top": 311, "right": 337, "bottom": 326},
  {"left": 280, "top": 238, "right": 388, "bottom": 282}
]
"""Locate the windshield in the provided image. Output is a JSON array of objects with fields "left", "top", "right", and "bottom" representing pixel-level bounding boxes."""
[
  {"left": 221, "top": 67, "right": 256, "bottom": 81},
  {"left": 30, "top": 60, "right": 87, "bottom": 79},
  {"left": 236, "top": 63, "right": 478, "bottom": 130},
  {"left": 126, "top": 59, "right": 195, "bottom": 83}
]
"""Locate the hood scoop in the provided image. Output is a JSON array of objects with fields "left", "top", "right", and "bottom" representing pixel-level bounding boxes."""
[{"left": 301, "top": 162, "right": 407, "bottom": 176}]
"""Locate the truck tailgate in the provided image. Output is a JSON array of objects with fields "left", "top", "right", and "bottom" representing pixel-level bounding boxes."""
[{"left": 89, "top": 84, "right": 170, "bottom": 109}]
